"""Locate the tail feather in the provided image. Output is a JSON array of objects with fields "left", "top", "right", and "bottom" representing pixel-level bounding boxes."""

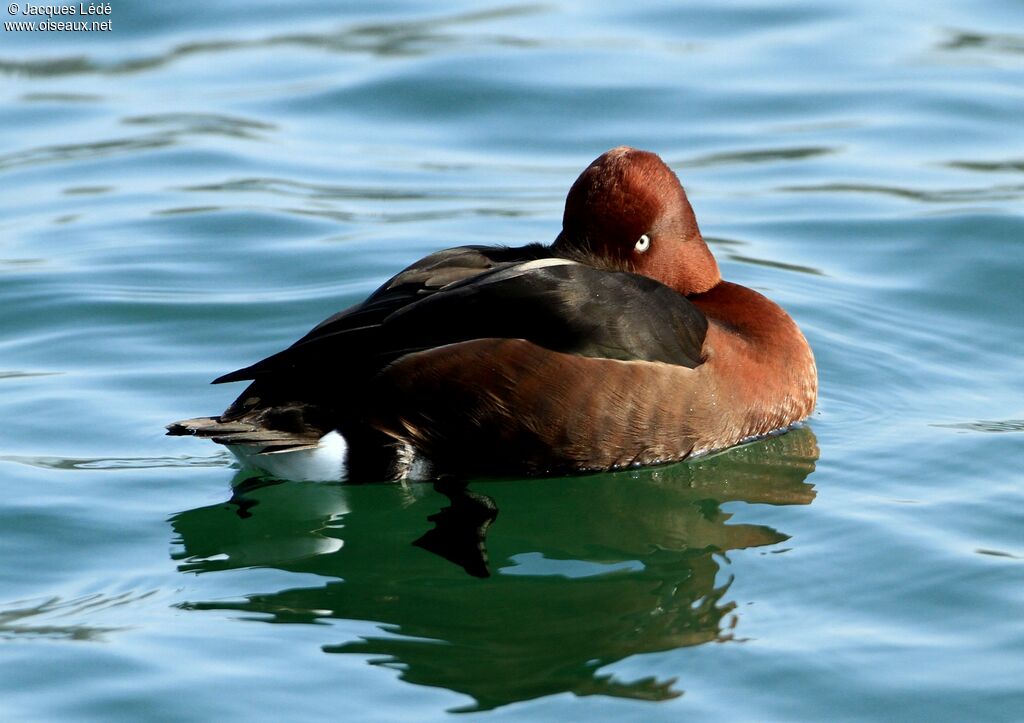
[{"left": 166, "top": 416, "right": 320, "bottom": 452}]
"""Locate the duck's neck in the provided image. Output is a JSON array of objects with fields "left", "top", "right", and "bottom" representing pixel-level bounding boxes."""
[
  {"left": 690, "top": 282, "right": 799, "bottom": 343},
  {"left": 690, "top": 281, "right": 818, "bottom": 435}
]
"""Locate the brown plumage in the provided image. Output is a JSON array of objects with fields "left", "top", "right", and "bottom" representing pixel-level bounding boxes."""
[{"left": 168, "top": 147, "right": 817, "bottom": 481}]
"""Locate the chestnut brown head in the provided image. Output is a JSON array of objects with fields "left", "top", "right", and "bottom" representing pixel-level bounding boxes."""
[{"left": 553, "top": 146, "right": 721, "bottom": 296}]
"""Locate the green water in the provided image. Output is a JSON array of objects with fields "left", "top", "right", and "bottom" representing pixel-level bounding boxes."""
[{"left": 2, "top": 1, "right": 1022, "bottom": 720}]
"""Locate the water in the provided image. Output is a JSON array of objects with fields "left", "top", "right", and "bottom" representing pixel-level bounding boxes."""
[{"left": 2, "top": 1, "right": 1022, "bottom": 719}]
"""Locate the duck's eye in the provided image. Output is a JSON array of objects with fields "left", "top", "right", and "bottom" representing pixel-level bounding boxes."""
[{"left": 635, "top": 234, "right": 651, "bottom": 253}]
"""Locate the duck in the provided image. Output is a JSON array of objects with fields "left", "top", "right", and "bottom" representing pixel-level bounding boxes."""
[{"left": 167, "top": 146, "right": 817, "bottom": 482}]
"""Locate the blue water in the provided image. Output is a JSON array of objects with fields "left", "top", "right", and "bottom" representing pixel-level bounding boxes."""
[{"left": 2, "top": 1, "right": 1023, "bottom": 719}]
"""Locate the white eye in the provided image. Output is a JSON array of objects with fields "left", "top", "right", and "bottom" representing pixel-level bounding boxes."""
[{"left": 635, "top": 234, "right": 651, "bottom": 253}]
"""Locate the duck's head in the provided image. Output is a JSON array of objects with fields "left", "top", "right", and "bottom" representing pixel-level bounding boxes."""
[{"left": 553, "top": 146, "right": 721, "bottom": 296}]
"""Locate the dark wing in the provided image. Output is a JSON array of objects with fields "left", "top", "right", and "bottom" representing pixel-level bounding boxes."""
[
  {"left": 217, "top": 257, "right": 708, "bottom": 385},
  {"left": 374, "top": 260, "right": 708, "bottom": 368},
  {"left": 214, "top": 243, "right": 550, "bottom": 384}
]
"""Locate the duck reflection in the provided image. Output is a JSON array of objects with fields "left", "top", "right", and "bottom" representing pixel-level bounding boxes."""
[{"left": 170, "top": 426, "right": 818, "bottom": 711}]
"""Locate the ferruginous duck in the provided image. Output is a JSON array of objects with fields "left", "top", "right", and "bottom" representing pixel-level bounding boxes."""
[{"left": 168, "top": 147, "right": 817, "bottom": 481}]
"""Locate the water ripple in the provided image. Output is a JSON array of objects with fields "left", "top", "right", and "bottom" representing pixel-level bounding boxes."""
[
  {"left": 0, "top": 453, "right": 231, "bottom": 471},
  {"left": 123, "top": 112, "right": 275, "bottom": 136},
  {"left": 0, "top": 112, "right": 273, "bottom": 172},
  {"left": 947, "top": 159, "right": 1024, "bottom": 174},
  {"left": 727, "top": 254, "right": 826, "bottom": 276},
  {"left": 939, "top": 29, "right": 1024, "bottom": 56},
  {"left": 0, "top": 258, "right": 46, "bottom": 270},
  {"left": 932, "top": 419, "right": 1024, "bottom": 434},
  {"left": 20, "top": 92, "right": 106, "bottom": 103},
  {"left": 778, "top": 181, "right": 1024, "bottom": 203},
  {"left": 0, "top": 135, "right": 173, "bottom": 172},
  {"left": 0, "top": 5, "right": 549, "bottom": 78},
  {"left": 0, "top": 592, "right": 155, "bottom": 642},
  {"left": 975, "top": 548, "right": 1022, "bottom": 560},
  {"left": 62, "top": 185, "right": 115, "bottom": 195},
  {"left": 0, "top": 370, "right": 62, "bottom": 381},
  {"left": 179, "top": 176, "right": 554, "bottom": 203},
  {"left": 684, "top": 145, "right": 836, "bottom": 168}
]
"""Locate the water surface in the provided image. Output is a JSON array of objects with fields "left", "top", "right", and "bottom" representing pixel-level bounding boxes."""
[{"left": 2, "top": 1, "right": 1022, "bottom": 719}]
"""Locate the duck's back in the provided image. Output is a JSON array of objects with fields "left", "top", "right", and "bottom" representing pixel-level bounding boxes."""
[{"left": 167, "top": 244, "right": 711, "bottom": 480}]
